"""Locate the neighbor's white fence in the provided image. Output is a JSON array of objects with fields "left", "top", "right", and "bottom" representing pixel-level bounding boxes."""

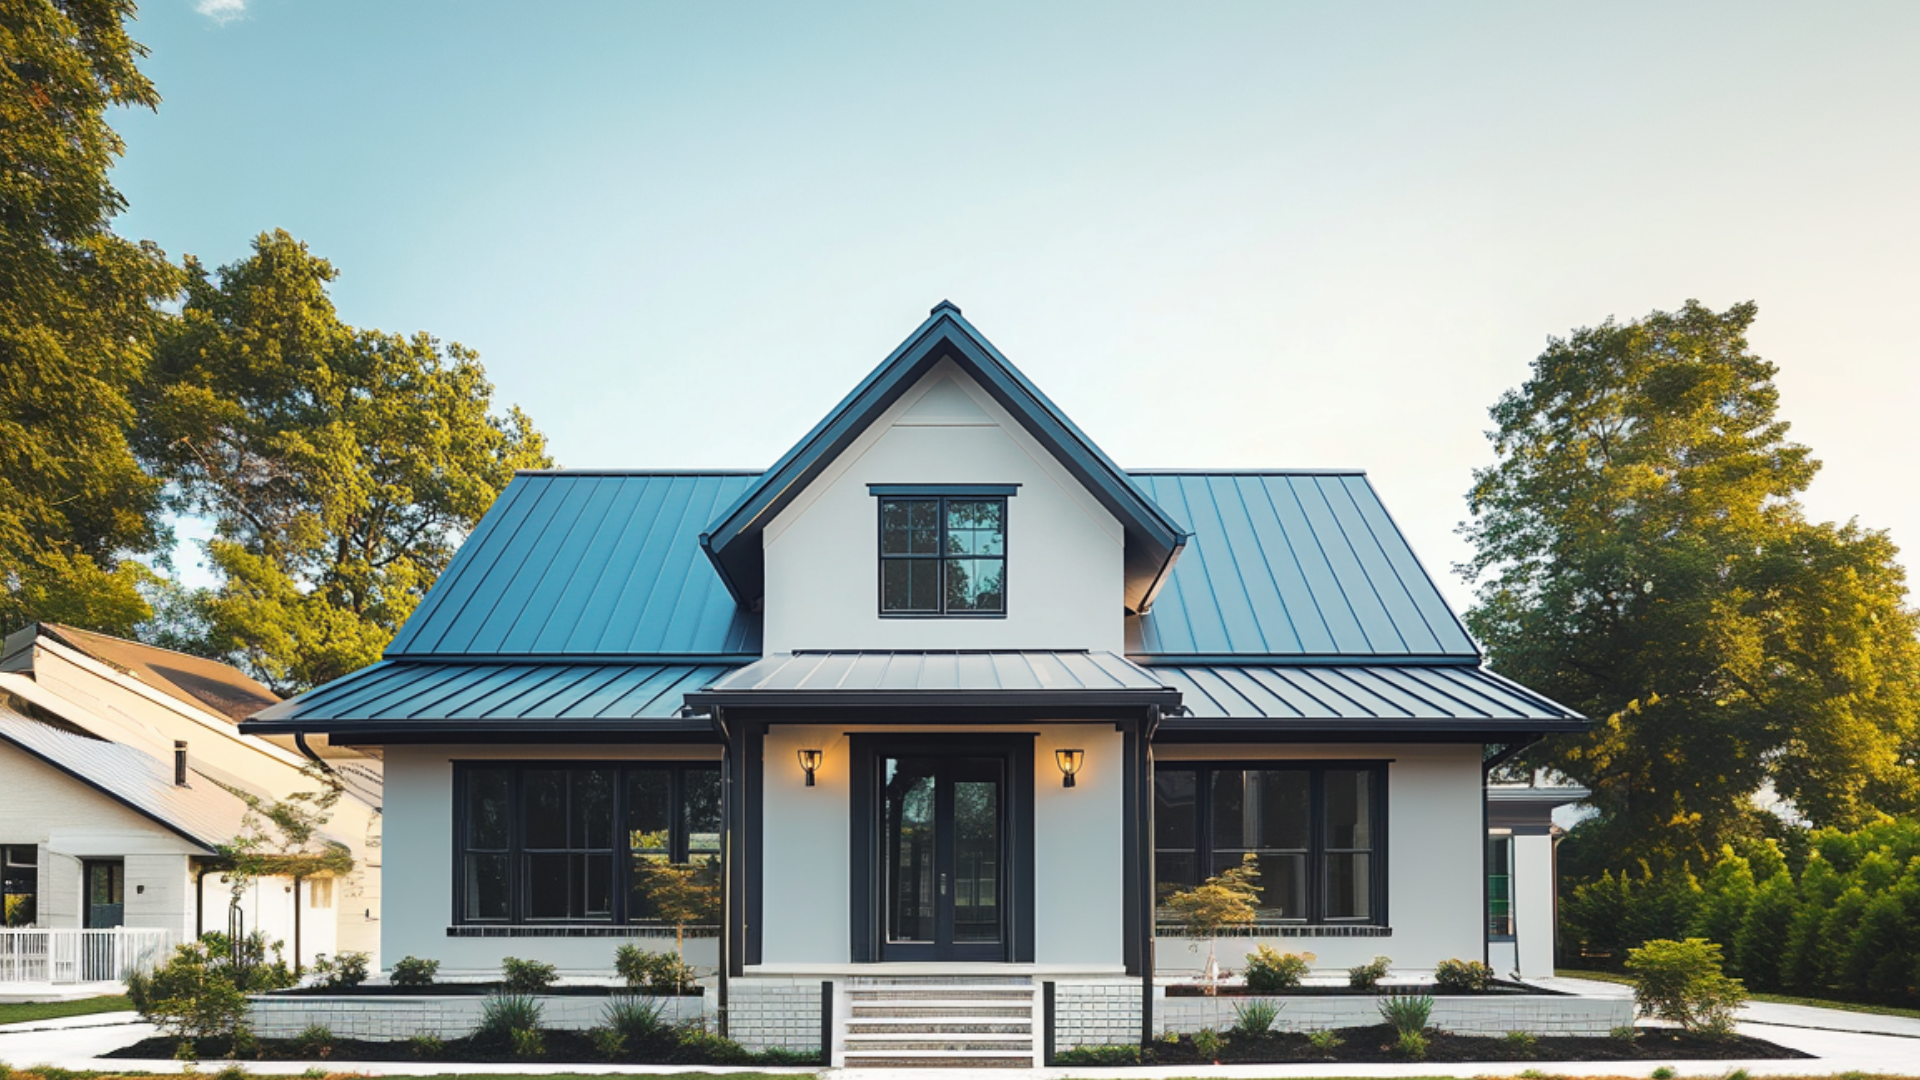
[{"left": 0, "top": 928, "right": 175, "bottom": 984}]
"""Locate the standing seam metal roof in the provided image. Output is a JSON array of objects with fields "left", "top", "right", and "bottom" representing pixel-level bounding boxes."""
[
  {"left": 248, "top": 660, "right": 730, "bottom": 726},
  {"left": 1151, "top": 663, "right": 1576, "bottom": 722},
  {"left": 698, "top": 650, "right": 1168, "bottom": 696},
  {"left": 1125, "top": 472, "right": 1478, "bottom": 660}
]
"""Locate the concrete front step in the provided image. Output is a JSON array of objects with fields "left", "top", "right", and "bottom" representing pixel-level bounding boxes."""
[
  {"left": 852, "top": 1004, "right": 1032, "bottom": 1018},
  {"left": 839, "top": 978, "right": 1037, "bottom": 1069},
  {"left": 842, "top": 1054, "right": 1034, "bottom": 1069},
  {"left": 848, "top": 1021, "right": 1031, "bottom": 1034}
]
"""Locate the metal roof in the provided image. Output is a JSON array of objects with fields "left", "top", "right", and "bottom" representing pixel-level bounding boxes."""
[
  {"left": 688, "top": 650, "right": 1178, "bottom": 709},
  {"left": 246, "top": 660, "right": 730, "bottom": 736},
  {"left": 0, "top": 711, "right": 253, "bottom": 850},
  {"left": 385, "top": 472, "right": 762, "bottom": 659},
  {"left": 12, "top": 622, "right": 281, "bottom": 724},
  {"left": 1124, "top": 472, "right": 1478, "bottom": 660},
  {"left": 1151, "top": 662, "right": 1582, "bottom": 734},
  {"left": 700, "top": 302, "right": 1189, "bottom": 615}
]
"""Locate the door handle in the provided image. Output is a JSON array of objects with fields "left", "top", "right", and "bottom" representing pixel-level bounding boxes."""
[{"left": 939, "top": 873, "right": 948, "bottom": 896}]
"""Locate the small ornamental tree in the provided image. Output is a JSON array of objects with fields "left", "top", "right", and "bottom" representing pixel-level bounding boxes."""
[
  {"left": 636, "top": 860, "right": 722, "bottom": 970},
  {"left": 1161, "top": 854, "right": 1261, "bottom": 1026}
]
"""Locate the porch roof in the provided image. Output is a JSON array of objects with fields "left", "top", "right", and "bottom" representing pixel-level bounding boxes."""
[
  {"left": 1147, "top": 661, "right": 1586, "bottom": 736},
  {"left": 242, "top": 659, "right": 732, "bottom": 738},
  {"left": 685, "top": 650, "right": 1180, "bottom": 710}
]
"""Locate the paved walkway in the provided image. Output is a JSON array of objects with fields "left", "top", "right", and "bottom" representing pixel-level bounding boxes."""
[{"left": 0, "top": 992, "right": 1915, "bottom": 1077}]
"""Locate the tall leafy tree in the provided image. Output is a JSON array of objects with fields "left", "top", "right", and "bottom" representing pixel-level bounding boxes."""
[
  {"left": 1, "top": 0, "right": 181, "bottom": 633},
  {"left": 139, "top": 230, "right": 551, "bottom": 692},
  {"left": 1462, "top": 300, "right": 1920, "bottom": 870}
]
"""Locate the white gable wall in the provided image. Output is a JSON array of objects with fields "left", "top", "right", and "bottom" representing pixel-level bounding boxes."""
[{"left": 763, "top": 360, "right": 1124, "bottom": 654}]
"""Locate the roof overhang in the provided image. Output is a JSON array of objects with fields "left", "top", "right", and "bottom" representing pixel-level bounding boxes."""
[
  {"left": 698, "top": 303, "right": 1189, "bottom": 615},
  {"left": 684, "top": 649, "right": 1182, "bottom": 717}
]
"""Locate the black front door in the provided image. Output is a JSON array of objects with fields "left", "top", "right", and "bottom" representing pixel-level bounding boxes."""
[{"left": 881, "top": 755, "right": 1005, "bottom": 961}]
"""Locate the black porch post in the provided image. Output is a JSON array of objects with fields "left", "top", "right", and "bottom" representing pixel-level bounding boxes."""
[{"left": 1140, "top": 707, "right": 1157, "bottom": 1047}]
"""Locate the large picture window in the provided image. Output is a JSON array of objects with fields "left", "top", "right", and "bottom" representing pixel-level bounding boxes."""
[
  {"left": 456, "top": 763, "right": 721, "bottom": 925},
  {"left": 1154, "top": 763, "right": 1386, "bottom": 926},
  {"left": 878, "top": 496, "right": 1006, "bottom": 615}
]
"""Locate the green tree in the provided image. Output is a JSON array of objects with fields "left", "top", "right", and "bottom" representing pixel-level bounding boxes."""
[
  {"left": 1, "top": 0, "right": 182, "bottom": 634},
  {"left": 138, "top": 231, "right": 551, "bottom": 692},
  {"left": 1462, "top": 300, "right": 1920, "bottom": 869}
]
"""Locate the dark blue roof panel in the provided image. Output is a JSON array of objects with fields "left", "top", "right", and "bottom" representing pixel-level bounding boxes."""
[
  {"left": 249, "top": 660, "right": 729, "bottom": 727},
  {"left": 1125, "top": 472, "right": 1478, "bottom": 660},
  {"left": 386, "top": 472, "right": 762, "bottom": 659}
]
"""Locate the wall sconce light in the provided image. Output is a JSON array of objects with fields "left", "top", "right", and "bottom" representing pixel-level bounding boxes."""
[
  {"left": 1055, "top": 748, "right": 1085, "bottom": 788},
  {"left": 798, "top": 749, "right": 823, "bottom": 787}
]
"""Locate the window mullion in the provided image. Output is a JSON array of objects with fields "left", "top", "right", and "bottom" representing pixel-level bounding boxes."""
[{"left": 1310, "top": 767, "right": 1325, "bottom": 925}]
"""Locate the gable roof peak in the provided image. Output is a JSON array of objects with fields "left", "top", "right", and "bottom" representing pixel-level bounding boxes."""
[{"left": 930, "top": 299, "right": 962, "bottom": 317}]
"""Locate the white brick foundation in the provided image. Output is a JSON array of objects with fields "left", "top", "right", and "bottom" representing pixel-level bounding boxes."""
[
  {"left": 722, "top": 976, "right": 824, "bottom": 1053},
  {"left": 1053, "top": 981, "right": 1143, "bottom": 1047},
  {"left": 246, "top": 991, "right": 708, "bottom": 1041},
  {"left": 1153, "top": 991, "right": 1633, "bottom": 1037}
]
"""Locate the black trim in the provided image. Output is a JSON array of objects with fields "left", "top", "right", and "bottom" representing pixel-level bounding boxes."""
[
  {"left": 1152, "top": 760, "right": 1389, "bottom": 929},
  {"left": 686, "top": 695, "right": 1178, "bottom": 715},
  {"left": 868, "top": 484, "right": 1021, "bottom": 497},
  {"left": 1121, "top": 720, "right": 1140, "bottom": 976},
  {"left": 1042, "top": 981, "right": 1056, "bottom": 1065},
  {"left": 849, "top": 734, "right": 1035, "bottom": 963},
  {"left": 742, "top": 721, "right": 763, "bottom": 970},
  {"left": 820, "top": 981, "right": 834, "bottom": 1066}
]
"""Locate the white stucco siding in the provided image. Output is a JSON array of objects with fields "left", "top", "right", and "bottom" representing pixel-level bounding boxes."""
[
  {"left": 1512, "top": 831, "right": 1557, "bottom": 978},
  {"left": 380, "top": 743, "right": 721, "bottom": 977},
  {"left": 1152, "top": 742, "right": 1484, "bottom": 975},
  {"left": 758, "top": 722, "right": 1125, "bottom": 970},
  {"left": 762, "top": 360, "right": 1125, "bottom": 654}
]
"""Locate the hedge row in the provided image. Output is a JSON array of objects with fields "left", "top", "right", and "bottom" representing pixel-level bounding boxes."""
[{"left": 1560, "top": 818, "right": 1920, "bottom": 1003}]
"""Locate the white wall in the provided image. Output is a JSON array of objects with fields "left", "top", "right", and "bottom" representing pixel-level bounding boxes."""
[
  {"left": 1512, "top": 831, "right": 1557, "bottom": 978},
  {"left": 381, "top": 743, "right": 722, "bottom": 977},
  {"left": 757, "top": 722, "right": 1126, "bottom": 970},
  {"left": 1152, "top": 742, "right": 1484, "bottom": 976},
  {"left": 762, "top": 360, "right": 1125, "bottom": 654}
]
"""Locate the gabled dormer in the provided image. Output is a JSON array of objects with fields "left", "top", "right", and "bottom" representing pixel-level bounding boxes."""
[{"left": 700, "top": 302, "right": 1189, "bottom": 654}]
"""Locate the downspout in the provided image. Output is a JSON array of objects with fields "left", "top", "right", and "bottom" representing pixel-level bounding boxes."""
[
  {"left": 293, "top": 732, "right": 334, "bottom": 776},
  {"left": 195, "top": 866, "right": 211, "bottom": 938},
  {"left": 293, "top": 875, "right": 303, "bottom": 972},
  {"left": 1140, "top": 706, "right": 1161, "bottom": 1050},
  {"left": 1481, "top": 737, "right": 1541, "bottom": 970}
]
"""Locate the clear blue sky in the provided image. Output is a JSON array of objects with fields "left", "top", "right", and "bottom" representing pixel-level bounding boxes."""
[{"left": 115, "top": 1, "right": 1920, "bottom": 610}]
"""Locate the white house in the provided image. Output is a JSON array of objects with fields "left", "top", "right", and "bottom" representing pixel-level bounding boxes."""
[
  {"left": 241, "top": 304, "right": 1586, "bottom": 1063},
  {"left": 0, "top": 624, "right": 383, "bottom": 979}
]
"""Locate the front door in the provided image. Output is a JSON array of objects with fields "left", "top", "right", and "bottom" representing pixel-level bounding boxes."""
[
  {"left": 881, "top": 755, "right": 1006, "bottom": 961},
  {"left": 83, "top": 860, "right": 124, "bottom": 929}
]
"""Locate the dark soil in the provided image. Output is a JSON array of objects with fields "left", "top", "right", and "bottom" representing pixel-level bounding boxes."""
[
  {"left": 269, "top": 983, "right": 700, "bottom": 997},
  {"left": 1064, "top": 1025, "right": 1807, "bottom": 1065},
  {"left": 1164, "top": 981, "right": 1541, "bottom": 997},
  {"left": 105, "top": 1030, "right": 813, "bottom": 1067}
]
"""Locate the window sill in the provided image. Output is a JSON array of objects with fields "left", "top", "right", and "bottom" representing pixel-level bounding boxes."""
[
  {"left": 447, "top": 925, "right": 720, "bottom": 939},
  {"left": 1156, "top": 924, "right": 1392, "bottom": 939}
]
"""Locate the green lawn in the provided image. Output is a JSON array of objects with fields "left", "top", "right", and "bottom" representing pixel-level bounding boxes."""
[
  {"left": 1556, "top": 968, "right": 1920, "bottom": 1021},
  {"left": 0, "top": 1074, "right": 810, "bottom": 1080},
  {"left": 0, "top": 996, "right": 133, "bottom": 1026}
]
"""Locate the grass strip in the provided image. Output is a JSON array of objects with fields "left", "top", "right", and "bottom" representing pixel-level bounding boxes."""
[
  {"left": 0, "top": 997, "right": 134, "bottom": 1026},
  {"left": 1557, "top": 969, "right": 1920, "bottom": 1021}
]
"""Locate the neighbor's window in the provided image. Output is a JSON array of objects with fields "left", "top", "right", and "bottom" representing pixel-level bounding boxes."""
[
  {"left": 1155, "top": 764, "right": 1385, "bottom": 925},
  {"left": 457, "top": 763, "right": 721, "bottom": 925},
  {"left": 879, "top": 497, "right": 1006, "bottom": 615},
  {"left": 1486, "top": 835, "right": 1514, "bottom": 938},
  {"left": 2, "top": 845, "right": 36, "bottom": 927},
  {"left": 309, "top": 877, "right": 334, "bottom": 910}
]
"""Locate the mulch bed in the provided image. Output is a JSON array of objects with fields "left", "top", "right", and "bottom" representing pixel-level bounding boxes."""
[
  {"left": 105, "top": 1030, "right": 814, "bottom": 1066},
  {"left": 268, "top": 983, "right": 700, "bottom": 997},
  {"left": 1064, "top": 1025, "right": 1806, "bottom": 1065}
]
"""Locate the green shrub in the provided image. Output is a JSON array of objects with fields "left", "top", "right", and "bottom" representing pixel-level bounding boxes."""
[
  {"left": 125, "top": 941, "right": 252, "bottom": 1041},
  {"left": 1502, "top": 1030, "right": 1538, "bottom": 1057},
  {"left": 613, "top": 944, "right": 697, "bottom": 994},
  {"left": 308, "top": 951, "right": 369, "bottom": 989},
  {"left": 1625, "top": 937, "right": 1745, "bottom": 1036},
  {"left": 1396, "top": 1029, "right": 1428, "bottom": 1059},
  {"left": 1376, "top": 992, "right": 1433, "bottom": 1036},
  {"left": 1242, "top": 944, "right": 1313, "bottom": 992},
  {"left": 1611, "top": 1023, "right": 1640, "bottom": 1041},
  {"left": 407, "top": 1032, "right": 444, "bottom": 1059},
  {"left": 671, "top": 1026, "right": 753, "bottom": 1065},
  {"left": 389, "top": 956, "right": 439, "bottom": 988},
  {"left": 1348, "top": 954, "right": 1391, "bottom": 990},
  {"left": 753, "top": 1046, "right": 824, "bottom": 1066},
  {"left": 1306, "top": 1028, "right": 1344, "bottom": 1053},
  {"left": 601, "top": 993, "right": 672, "bottom": 1056},
  {"left": 1230, "top": 998, "right": 1281, "bottom": 1035},
  {"left": 1053, "top": 1045, "right": 1141, "bottom": 1065},
  {"left": 174, "top": 1039, "right": 198, "bottom": 1062},
  {"left": 1191, "top": 1027, "right": 1221, "bottom": 1060},
  {"left": 290, "top": 1024, "right": 335, "bottom": 1059},
  {"left": 1651, "top": 1068, "right": 1676, "bottom": 1079},
  {"left": 474, "top": 992, "right": 543, "bottom": 1042},
  {"left": 499, "top": 956, "right": 558, "bottom": 993},
  {"left": 300, "top": 1069, "right": 325, "bottom": 1079},
  {"left": 509, "top": 1026, "right": 545, "bottom": 1059},
  {"left": 1433, "top": 957, "right": 1494, "bottom": 991},
  {"left": 215, "top": 1064, "right": 248, "bottom": 1080},
  {"left": 589, "top": 1026, "right": 626, "bottom": 1061}
]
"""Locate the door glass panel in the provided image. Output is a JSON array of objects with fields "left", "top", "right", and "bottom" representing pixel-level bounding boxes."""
[
  {"left": 952, "top": 765, "right": 1002, "bottom": 943},
  {"left": 884, "top": 758, "right": 937, "bottom": 944}
]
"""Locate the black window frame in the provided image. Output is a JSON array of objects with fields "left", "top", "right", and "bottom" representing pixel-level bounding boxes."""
[
  {"left": 1153, "top": 761, "right": 1389, "bottom": 928},
  {"left": 875, "top": 493, "right": 1010, "bottom": 618},
  {"left": 1486, "top": 834, "right": 1515, "bottom": 940},
  {"left": 452, "top": 761, "right": 722, "bottom": 926},
  {"left": 3, "top": 844, "right": 37, "bottom": 927}
]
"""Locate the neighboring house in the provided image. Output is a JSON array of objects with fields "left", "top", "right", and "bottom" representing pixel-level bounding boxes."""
[
  {"left": 240, "top": 304, "right": 1585, "bottom": 1058},
  {"left": 1485, "top": 782, "right": 1589, "bottom": 979},
  {"left": 0, "top": 624, "right": 382, "bottom": 974}
]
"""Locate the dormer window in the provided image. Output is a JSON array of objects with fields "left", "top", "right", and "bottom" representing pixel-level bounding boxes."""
[{"left": 874, "top": 486, "right": 1011, "bottom": 616}]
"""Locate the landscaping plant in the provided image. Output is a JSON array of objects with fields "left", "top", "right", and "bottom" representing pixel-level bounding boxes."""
[
  {"left": 499, "top": 956, "right": 558, "bottom": 993},
  {"left": 406, "top": 1032, "right": 444, "bottom": 1059},
  {"left": 1190, "top": 1027, "right": 1222, "bottom": 1062},
  {"left": 1305, "top": 1028, "right": 1344, "bottom": 1054},
  {"left": 389, "top": 956, "right": 439, "bottom": 988},
  {"left": 124, "top": 939, "right": 255, "bottom": 1043},
  {"left": 474, "top": 992, "right": 544, "bottom": 1043},
  {"left": 290, "top": 1024, "right": 335, "bottom": 1059},
  {"left": 1502, "top": 1029, "right": 1539, "bottom": 1057},
  {"left": 1230, "top": 998, "right": 1281, "bottom": 1035},
  {"left": 509, "top": 1027, "right": 545, "bottom": 1059},
  {"left": 1160, "top": 855, "right": 1261, "bottom": 1029},
  {"left": 613, "top": 943, "right": 696, "bottom": 994},
  {"left": 308, "top": 951, "right": 369, "bottom": 989},
  {"left": 600, "top": 993, "right": 673, "bottom": 1057},
  {"left": 670, "top": 1026, "right": 754, "bottom": 1065},
  {"left": 1242, "top": 944, "right": 1314, "bottom": 991},
  {"left": 1396, "top": 1028, "right": 1429, "bottom": 1060},
  {"left": 1434, "top": 957, "right": 1494, "bottom": 991},
  {"left": 1348, "top": 954, "right": 1392, "bottom": 990},
  {"left": 1625, "top": 937, "right": 1746, "bottom": 1036},
  {"left": 1376, "top": 992, "right": 1434, "bottom": 1037}
]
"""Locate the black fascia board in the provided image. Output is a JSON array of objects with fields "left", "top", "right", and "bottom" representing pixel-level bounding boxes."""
[
  {"left": 683, "top": 687, "right": 1183, "bottom": 711},
  {"left": 698, "top": 307, "right": 1188, "bottom": 613},
  {"left": 237, "top": 718, "right": 718, "bottom": 741},
  {"left": 692, "top": 703, "right": 1167, "bottom": 726},
  {"left": 1153, "top": 716, "right": 1590, "bottom": 743}
]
